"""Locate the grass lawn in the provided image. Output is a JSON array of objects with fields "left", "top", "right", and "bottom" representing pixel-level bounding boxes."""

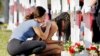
[{"left": 0, "top": 30, "right": 12, "bottom": 56}]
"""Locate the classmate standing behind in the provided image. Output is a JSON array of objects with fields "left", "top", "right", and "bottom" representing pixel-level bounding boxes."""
[
  {"left": 7, "top": 6, "right": 51, "bottom": 56},
  {"left": 91, "top": 0, "right": 100, "bottom": 43}
]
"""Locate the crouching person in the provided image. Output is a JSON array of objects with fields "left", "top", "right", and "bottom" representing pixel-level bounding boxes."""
[{"left": 7, "top": 6, "right": 51, "bottom": 56}]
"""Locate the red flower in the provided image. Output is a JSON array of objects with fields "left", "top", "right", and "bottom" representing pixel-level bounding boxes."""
[
  {"left": 86, "top": 48, "right": 91, "bottom": 50},
  {"left": 75, "top": 42, "right": 81, "bottom": 47},
  {"left": 87, "top": 45, "right": 97, "bottom": 51},
  {"left": 69, "top": 46, "right": 75, "bottom": 54},
  {"left": 90, "top": 46, "right": 97, "bottom": 50}
]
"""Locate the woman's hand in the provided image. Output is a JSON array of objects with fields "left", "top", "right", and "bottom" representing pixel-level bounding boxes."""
[
  {"left": 40, "top": 22, "right": 46, "bottom": 28},
  {"left": 46, "top": 21, "right": 51, "bottom": 28},
  {"left": 40, "top": 21, "right": 51, "bottom": 28}
]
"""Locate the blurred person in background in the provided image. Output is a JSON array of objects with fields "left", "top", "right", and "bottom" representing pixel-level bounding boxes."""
[{"left": 91, "top": 0, "right": 100, "bottom": 43}]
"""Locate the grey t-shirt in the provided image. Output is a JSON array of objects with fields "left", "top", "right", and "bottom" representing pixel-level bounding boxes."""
[{"left": 10, "top": 19, "right": 40, "bottom": 41}]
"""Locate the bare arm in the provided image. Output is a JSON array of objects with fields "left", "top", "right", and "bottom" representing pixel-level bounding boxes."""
[
  {"left": 89, "top": 0, "right": 97, "bottom": 6},
  {"left": 33, "top": 22, "right": 51, "bottom": 40},
  {"left": 46, "top": 21, "right": 58, "bottom": 40},
  {"left": 45, "top": 21, "right": 64, "bottom": 45}
]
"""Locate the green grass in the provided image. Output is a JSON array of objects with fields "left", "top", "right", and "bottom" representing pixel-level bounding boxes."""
[{"left": 0, "top": 30, "right": 11, "bottom": 56}]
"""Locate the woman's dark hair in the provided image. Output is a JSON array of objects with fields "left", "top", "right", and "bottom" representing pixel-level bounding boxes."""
[
  {"left": 55, "top": 12, "right": 70, "bottom": 42},
  {"left": 25, "top": 6, "right": 46, "bottom": 20}
]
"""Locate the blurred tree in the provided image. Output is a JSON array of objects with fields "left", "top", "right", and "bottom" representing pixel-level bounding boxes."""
[
  {"left": 0, "top": 0, "right": 3, "bottom": 17},
  {"left": 0, "top": 0, "right": 2, "bottom": 11}
]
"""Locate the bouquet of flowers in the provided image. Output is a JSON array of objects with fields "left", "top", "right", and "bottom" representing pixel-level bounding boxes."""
[
  {"left": 98, "top": 44, "right": 100, "bottom": 56},
  {"left": 69, "top": 42, "right": 84, "bottom": 54},
  {"left": 64, "top": 41, "right": 72, "bottom": 51},
  {"left": 64, "top": 41, "right": 85, "bottom": 56},
  {"left": 86, "top": 44, "right": 100, "bottom": 56}
]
